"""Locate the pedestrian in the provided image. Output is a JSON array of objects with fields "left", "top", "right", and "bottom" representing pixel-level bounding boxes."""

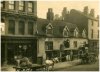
[
  {"left": 66, "top": 55, "right": 69, "bottom": 61},
  {"left": 78, "top": 49, "right": 83, "bottom": 59},
  {"left": 14, "top": 55, "right": 22, "bottom": 67},
  {"left": 85, "top": 47, "right": 89, "bottom": 63},
  {"left": 68, "top": 54, "right": 71, "bottom": 61},
  {"left": 70, "top": 50, "right": 73, "bottom": 61}
]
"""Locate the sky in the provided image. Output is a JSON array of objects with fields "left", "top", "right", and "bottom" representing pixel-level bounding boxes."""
[{"left": 37, "top": 1, "right": 99, "bottom": 19}]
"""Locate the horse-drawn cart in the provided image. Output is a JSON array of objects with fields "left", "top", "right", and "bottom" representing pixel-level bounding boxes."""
[
  {"left": 88, "top": 53, "right": 97, "bottom": 64},
  {"left": 79, "top": 51, "right": 97, "bottom": 64},
  {"left": 14, "top": 57, "right": 46, "bottom": 71},
  {"left": 78, "top": 46, "right": 97, "bottom": 64},
  {"left": 13, "top": 64, "right": 46, "bottom": 71}
]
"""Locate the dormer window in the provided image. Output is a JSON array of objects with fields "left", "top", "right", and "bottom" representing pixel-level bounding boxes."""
[
  {"left": 63, "top": 26, "right": 69, "bottom": 37},
  {"left": 46, "top": 23, "right": 53, "bottom": 35},
  {"left": 74, "top": 28, "right": 79, "bottom": 37},
  {"left": 82, "top": 29, "right": 86, "bottom": 38}
]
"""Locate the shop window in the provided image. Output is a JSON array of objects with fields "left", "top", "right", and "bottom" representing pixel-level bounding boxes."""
[
  {"left": 9, "top": 1, "right": 15, "bottom": 10},
  {"left": 19, "top": 1, "right": 25, "bottom": 11},
  {"left": 28, "top": 22, "right": 33, "bottom": 35},
  {"left": 45, "top": 41, "right": 53, "bottom": 50},
  {"left": 8, "top": 20, "right": 15, "bottom": 34},
  {"left": 18, "top": 21, "right": 25, "bottom": 35}
]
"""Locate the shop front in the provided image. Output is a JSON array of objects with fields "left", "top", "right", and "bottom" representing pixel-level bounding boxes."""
[{"left": 1, "top": 36, "right": 37, "bottom": 65}]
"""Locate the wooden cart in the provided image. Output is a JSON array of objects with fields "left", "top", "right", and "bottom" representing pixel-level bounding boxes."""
[{"left": 13, "top": 64, "right": 46, "bottom": 71}]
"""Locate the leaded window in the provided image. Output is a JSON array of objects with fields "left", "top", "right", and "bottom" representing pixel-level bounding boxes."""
[
  {"left": 9, "top": 1, "right": 14, "bottom": 10},
  {"left": 28, "top": 2, "right": 33, "bottom": 12},
  {"left": 19, "top": 1, "right": 24, "bottom": 11}
]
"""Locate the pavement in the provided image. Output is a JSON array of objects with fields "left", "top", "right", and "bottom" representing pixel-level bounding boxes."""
[
  {"left": 54, "top": 59, "right": 81, "bottom": 70},
  {"left": 1, "top": 64, "right": 16, "bottom": 71},
  {"left": 1, "top": 59, "right": 81, "bottom": 71}
]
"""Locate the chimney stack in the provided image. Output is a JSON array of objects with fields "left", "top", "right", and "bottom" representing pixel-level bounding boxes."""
[
  {"left": 54, "top": 14, "right": 59, "bottom": 20},
  {"left": 62, "top": 7, "right": 67, "bottom": 20},
  {"left": 83, "top": 6, "right": 88, "bottom": 15},
  {"left": 89, "top": 9, "right": 95, "bottom": 17},
  {"left": 47, "top": 8, "right": 54, "bottom": 21}
]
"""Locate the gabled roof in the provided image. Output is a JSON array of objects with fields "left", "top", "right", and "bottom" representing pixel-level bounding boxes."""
[
  {"left": 37, "top": 18, "right": 49, "bottom": 36},
  {"left": 37, "top": 18, "right": 78, "bottom": 37},
  {"left": 52, "top": 20, "right": 77, "bottom": 37}
]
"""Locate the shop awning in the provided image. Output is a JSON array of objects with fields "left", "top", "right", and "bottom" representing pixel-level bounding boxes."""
[{"left": 64, "top": 48, "right": 78, "bottom": 50}]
